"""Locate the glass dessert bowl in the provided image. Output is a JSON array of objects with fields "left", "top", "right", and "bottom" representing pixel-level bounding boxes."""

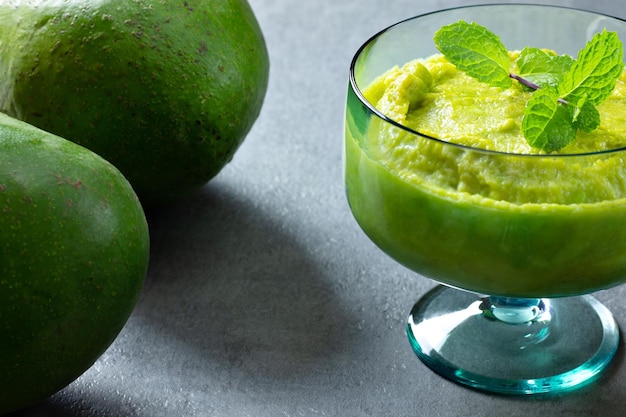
[{"left": 344, "top": 4, "right": 626, "bottom": 395}]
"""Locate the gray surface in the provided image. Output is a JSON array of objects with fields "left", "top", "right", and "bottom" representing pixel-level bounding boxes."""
[{"left": 11, "top": 0, "right": 626, "bottom": 416}]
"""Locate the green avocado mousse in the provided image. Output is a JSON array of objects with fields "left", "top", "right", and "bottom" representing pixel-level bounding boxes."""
[
  {"left": 344, "top": 4, "right": 626, "bottom": 396},
  {"left": 345, "top": 18, "right": 626, "bottom": 299}
]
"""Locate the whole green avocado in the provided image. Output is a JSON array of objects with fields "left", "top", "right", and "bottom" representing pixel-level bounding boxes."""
[
  {"left": 0, "top": 112, "right": 150, "bottom": 415},
  {"left": 0, "top": 0, "right": 269, "bottom": 207}
]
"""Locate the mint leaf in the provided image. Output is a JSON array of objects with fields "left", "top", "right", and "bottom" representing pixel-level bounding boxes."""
[
  {"left": 517, "top": 47, "right": 574, "bottom": 88},
  {"left": 434, "top": 21, "right": 512, "bottom": 89},
  {"left": 572, "top": 96, "right": 600, "bottom": 133},
  {"left": 558, "top": 30, "right": 624, "bottom": 105},
  {"left": 522, "top": 87, "right": 577, "bottom": 152}
]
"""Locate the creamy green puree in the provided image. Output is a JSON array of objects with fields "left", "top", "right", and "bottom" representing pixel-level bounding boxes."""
[
  {"left": 345, "top": 52, "right": 626, "bottom": 297},
  {"left": 363, "top": 52, "right": 626, "bottom": 204}
]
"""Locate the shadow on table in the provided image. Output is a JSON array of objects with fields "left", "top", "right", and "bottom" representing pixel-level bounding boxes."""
[
  {"left": 9, "top": 179, "right": 357, "bottom": 416},
  {"left": 137, "top": 179, "right": 355, "bottom": 381},
  {"left": 6, "top": 388, "right": 140, "bottom": 417}
]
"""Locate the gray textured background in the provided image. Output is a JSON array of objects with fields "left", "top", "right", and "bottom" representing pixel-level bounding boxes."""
[{"left": 11, "top": 0, "right": 626, "bottom": 416}]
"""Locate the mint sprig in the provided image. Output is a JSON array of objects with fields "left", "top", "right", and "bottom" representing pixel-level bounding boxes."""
[{"left": 433, "top": 21, "right": 624, "bottom": 152}]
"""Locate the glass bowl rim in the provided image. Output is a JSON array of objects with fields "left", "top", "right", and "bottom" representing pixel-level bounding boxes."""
[{"left": 348, "top": 2, "right": 626, "bottom": 158}]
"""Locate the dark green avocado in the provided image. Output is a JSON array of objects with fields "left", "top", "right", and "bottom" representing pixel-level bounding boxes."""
[
  {"left": 0, "top": 0, "right": 270, "bottom": 207},
  {"left": 0, "top": 112, "right": 150, "bottom": 415}
]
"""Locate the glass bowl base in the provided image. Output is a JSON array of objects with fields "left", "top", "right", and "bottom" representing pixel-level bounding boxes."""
[{"left": 407, "top": 286, "right": 619, "bottom": 395}]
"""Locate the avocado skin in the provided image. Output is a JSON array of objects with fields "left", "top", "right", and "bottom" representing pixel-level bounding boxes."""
[
  {"left": 0, "top": 112, "right": 150, "bottom": 415},
  {"left": 0, "top": 0, "right": 270, "bottom": 207}
]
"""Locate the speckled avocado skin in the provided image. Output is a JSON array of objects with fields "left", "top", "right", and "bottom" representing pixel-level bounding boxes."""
[
  {"left": 0, "top": 112, "right": 150, "bottom": 415},
  {"left": 0, "top": 0, "right": 270, "bottom": 207}
]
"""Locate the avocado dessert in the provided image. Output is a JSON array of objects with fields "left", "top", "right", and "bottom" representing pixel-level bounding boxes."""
[
  {"left": 0, "top": 0, "right": 270, "bottom": 207},
  {"left": 344, "top": 52, "right": 626, "bottom": 297},
  {"left": 0, "top": 112, "right": 150, "bottom": 415}
]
